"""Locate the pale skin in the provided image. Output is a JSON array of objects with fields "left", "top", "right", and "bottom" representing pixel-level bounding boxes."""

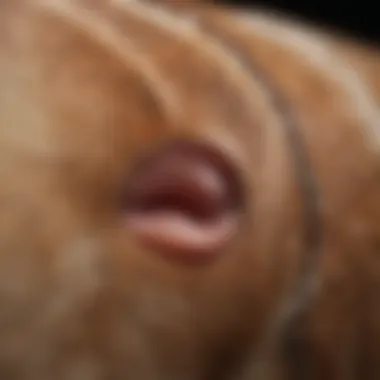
[{"left": 0, "top": 1, "right": 379, "bottom": 379}]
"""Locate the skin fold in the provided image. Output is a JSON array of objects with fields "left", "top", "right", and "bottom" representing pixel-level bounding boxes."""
[{"left": 0, "top": 1, "right": 379, "bottom": 379}]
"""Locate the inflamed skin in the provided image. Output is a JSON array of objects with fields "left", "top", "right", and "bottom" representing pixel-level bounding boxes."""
[{"left": 0, "top": 1, "right": 379, "bottom": 379}]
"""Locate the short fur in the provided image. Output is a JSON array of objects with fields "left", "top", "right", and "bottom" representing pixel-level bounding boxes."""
[{"left": 0, "top": 1, "right": 379, "bottom": 379}]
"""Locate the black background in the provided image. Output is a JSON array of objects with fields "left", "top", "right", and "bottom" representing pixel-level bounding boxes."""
[{"left": 218, "top": 1, "right": 380, "bottom": 44}]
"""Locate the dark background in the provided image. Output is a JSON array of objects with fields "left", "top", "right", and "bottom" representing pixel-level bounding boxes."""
[{"left": 219, "top": 1, "right": 380, "bottom": 44}]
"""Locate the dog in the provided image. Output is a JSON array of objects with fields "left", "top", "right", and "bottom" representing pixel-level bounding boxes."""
[{"left": 0, "top": 1, "right": 379, "bottom": 379}]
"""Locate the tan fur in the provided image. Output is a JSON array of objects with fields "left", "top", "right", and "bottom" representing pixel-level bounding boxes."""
[{"left": 0, "top": 1, "right": 379, "bottom": 379}]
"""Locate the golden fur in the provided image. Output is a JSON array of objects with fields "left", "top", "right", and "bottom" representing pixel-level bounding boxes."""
[{"left": 0, "top": 1, "right": 379, "bottom": 379}]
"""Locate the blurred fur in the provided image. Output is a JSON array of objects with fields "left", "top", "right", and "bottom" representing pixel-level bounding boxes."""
[{"left": 0, "top": 1, "right": 379, "bottom": 379}]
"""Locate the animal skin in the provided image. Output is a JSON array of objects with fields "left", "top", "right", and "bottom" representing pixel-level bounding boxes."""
[{"left": 0, "top": 1, "right": 379, "bottom": 379}]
